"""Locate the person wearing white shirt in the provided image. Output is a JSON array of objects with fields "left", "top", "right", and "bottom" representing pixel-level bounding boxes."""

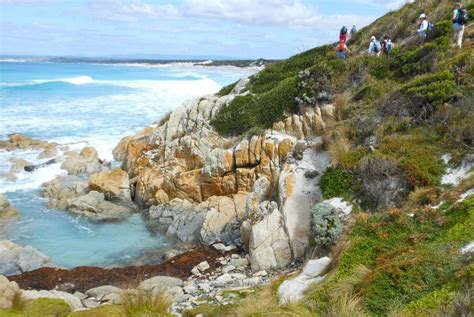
[{"left": 417, "top": 13, "right": 429, "bottom": 40}]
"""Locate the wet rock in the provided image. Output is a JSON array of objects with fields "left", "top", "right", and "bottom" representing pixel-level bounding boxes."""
[
  {"left": 24, "top": 158, "right": 57, "bottom": 172},
  {"left": 0, "top": 275, "right": 19, "bottom": 309},
  {"left": 0, "top": 134, "right": 52, "bottom": 152},
  {"left": 38, "top": 146, "right": 57, "bottom": 159},
  {"left": 9, "top": 158, "right": 31, "bottom": 173},
  {"left": 0, "top": 240, "right": 55, "bottom": 276},
  {"left": 0, "top": 194, "right": 18, "bottom": 219}
]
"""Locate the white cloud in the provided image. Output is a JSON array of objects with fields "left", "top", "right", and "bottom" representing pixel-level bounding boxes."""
[
  {"left": 0, "top": 0, "right": 53, "bottom": 4},
  {"left": 83, "top": 0, "right": 181, "bottom": 22}
]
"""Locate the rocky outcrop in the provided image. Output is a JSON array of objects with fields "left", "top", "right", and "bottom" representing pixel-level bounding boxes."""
[
  {"left": 68, "top": 191, "right": 134, "bottom": 221},
  {"left": 0, "top": 240, "right": 55, "bottom": 276},
  {"left": 60, "top": 147, "right": 103, "bottom": 176},
  {"left": 278, "top": 257, "right": 331, "bottom": 304},
  {"left": 242, "top": 201, "right": 292, "bottom": 271},
  {"left": 0, "top": 275, "right": 19, "bottom": 309},
  {"left": 278, "top": 145, "right": 330, "bottom": 258},
  {"left": 114, "top": 79, "right": 335, "bottom": 269},
  {"left": 43, "top": 176, "right": 89, "bottom": 209},
  {"left": 0, "top": 134, "right": 56, "bottom": 152},
  {"left": 88, "top": 169, "right": 131, "bottom": 203},
  {"left": 0, "top": 194, "right": 18, "bottom": 219},
  {"left": 148, "top": 199, "right": 206, "bottom": 244}
]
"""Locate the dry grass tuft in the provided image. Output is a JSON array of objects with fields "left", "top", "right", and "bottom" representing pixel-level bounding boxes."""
[
  {"left": 11, "top": 290, "right": 25, "bottom": 311},
  {"left": 328, "top": 137, "right": 352, "bottom": 169},
  {"left": 406, "top": 187, "right": 440, "bottom": 210},
  {"left": 120, "top": 288, "right": 172, "bottom": 317},
  {"left": 325, "top": 294, "right": 368, "bottom": 317},
  {"left": 334, "top": 94, "right": 350, "bottom": 121}
]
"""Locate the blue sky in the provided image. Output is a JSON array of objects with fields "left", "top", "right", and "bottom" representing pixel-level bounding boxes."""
[{"left": 0, "top": 0, "right": 407, "bottom": 59}]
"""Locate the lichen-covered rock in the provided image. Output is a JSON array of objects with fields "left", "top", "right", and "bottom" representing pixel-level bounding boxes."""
[
  {"left": 0, "top": 275, "right": 19, "bottom": 309},
  {"left": 0, "top": 240, "right": 55, "bottom": 276},
  {"left": 88, "top": 168, "right": 131, "bottom": 203},
  {"left": 0, "top": 194, "right": 18, "bottom": 219},
  {"left": 244, "top": 201, "right": 292, "bottom": 270}
]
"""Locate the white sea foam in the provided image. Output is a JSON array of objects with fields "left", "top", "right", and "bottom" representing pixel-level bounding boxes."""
[{"left": 31, "top": 75, "right": 95, "bottom": 85}]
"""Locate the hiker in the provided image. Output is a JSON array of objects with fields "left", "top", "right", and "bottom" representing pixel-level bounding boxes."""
[
  {"left": 381, "top": 36, "right": 394, "bottom": 55},
  {"left": 336, "top": 41, "right": 349, "bottom": 60},
  {"left": 417, "top": 13, "right": 429, "bottom": 41},
  {"left": 351, "top": 25, "right": 357, "bottom": 38},
  {"left": 340, "top": 25, "right": 348, "bottom": 43},
  {"left": 368, "top": 36, "right": 381, "bottom": 55},
  {"left": 452, "top": 3, "right": 468, "bottom": 48}
]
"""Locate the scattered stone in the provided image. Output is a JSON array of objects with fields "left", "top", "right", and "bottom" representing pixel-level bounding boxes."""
[
  {"left": 229, "top": 258, "right": 249, "bottom": 269},
  {"left": 198, "top": 283, "right": 211, "bottom": 292},
  {"left": 139, "top": 276, "right": 184, "bottom": 291},
  {"left": 82, "top": 298, "right": 100, "bottom": 309},
  {"left": 85, "top": 285, "right": 122, "bottom": 300},
  {"left": 212, "top": 243, "right": 226, "bottom": 253},
  {"left": 222, "top": 265, "right": 235, "bottom": 273},
  {"left": 243, "top": 277, "right": 261, "bottom": 287},
  {"left": 183, "top": 284, "right": 197, "bottom": 294},
  {"left": 196, "top": 261, "right": 210, "bottom": 272}
]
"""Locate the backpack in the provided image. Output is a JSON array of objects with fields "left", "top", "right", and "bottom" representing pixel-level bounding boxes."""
[
  {"left": 386, "top": 41, "right": 393, "bottom": 53},
  {"left": 373, "top": 41, "right": 381, "bottom": 53},
  {"left": 341, "top": 26, "right": 348, "bottom": 35},
  {"left": 456, "top": 9, "right": 468, "bottom": 25},
  {"left": 427, "top": 22, "right": 434, "bottom": 31}
]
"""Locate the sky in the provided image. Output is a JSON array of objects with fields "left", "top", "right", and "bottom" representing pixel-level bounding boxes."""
[{"left": 0, "top": 0, "right": 408, "bottom": 59}]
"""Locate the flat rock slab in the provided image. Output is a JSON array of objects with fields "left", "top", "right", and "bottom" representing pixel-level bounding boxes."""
[{"left": 7, "top": 247, "right": 222, "bottom": 293}]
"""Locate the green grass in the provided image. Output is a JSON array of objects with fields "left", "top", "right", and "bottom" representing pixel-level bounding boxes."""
[{"left": 320, "top": 167, "right": 354, "bottom": 200}]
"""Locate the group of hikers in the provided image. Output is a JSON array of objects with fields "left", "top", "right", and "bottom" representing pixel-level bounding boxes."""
[
  {"left": 336, "top": 3, "right": 468, "bottom": 60},
  {"left": 418, "top": 2, "right": 468, "bottom": 48}
]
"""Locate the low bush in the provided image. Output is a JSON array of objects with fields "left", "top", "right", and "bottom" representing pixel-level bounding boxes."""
[
  {"left": 217, "top": 81, "right": 238, "bottom": 96},
  {"left": 311, "top": 201, "right": 347, "bottom": 250},
  {"left": 320, "top": 167, "right": 354, "bottom": 200}
]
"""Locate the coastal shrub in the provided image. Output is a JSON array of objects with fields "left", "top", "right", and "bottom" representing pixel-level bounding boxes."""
[
  {"left": 403, "top": 70, "right": 457, "bottom": 106},
  {"left": 249, "top": 45, "right": 332, "bottom": 94},
  {"left": 217, "top": 81, "right": 238, "bottom": 97},
  {"left": 311, "top": 202, "right": 346, "bottom": 249},
  {"left": 320, "top": 167, "right": 353, "bottom": 200},
  {"left": 212, "top": 76, "right": 299, "bottom": 135},
  {"left": 327, "top": 137, "right": 353, "bottom": 170},
  {"left": 210, "top": 94, "right": 255, "bottom": 135},
  {"left": 378, "top": 132, "right": 445, "bottom": 188}
]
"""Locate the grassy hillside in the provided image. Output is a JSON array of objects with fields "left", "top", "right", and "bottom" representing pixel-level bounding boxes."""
[{"left": 204, "top": 0, "right": 474, "bottom": 316}]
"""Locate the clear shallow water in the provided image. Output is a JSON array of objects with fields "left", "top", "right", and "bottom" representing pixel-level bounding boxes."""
[{"left": 0, "top": 61, "right": 252, "bottom": 268}]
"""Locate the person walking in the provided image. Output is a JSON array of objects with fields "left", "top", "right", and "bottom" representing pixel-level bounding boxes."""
[
  {"left": 336, "top": 41, "right": 349, "bottom": 60},
  {"left": 451, "top": 3, "right": 468, "bottom": 48},
  {"left": 340, "top": 25, "right": 348, "bottom": 43},
  {"left": 368, "top": 36, "right": 381, "bottom": 56},
  {"left": 417, "top": 13, "right": 429, "bottom": 41}
]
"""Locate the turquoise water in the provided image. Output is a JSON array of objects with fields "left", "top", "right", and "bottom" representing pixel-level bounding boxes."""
[{"left": 0, "top": 61, "right": 252, "bottom": 268}]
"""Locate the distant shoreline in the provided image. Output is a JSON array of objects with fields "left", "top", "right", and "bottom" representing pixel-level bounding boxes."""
[{"left": 0, "top": 57, "right": 277, "bottom": 68}]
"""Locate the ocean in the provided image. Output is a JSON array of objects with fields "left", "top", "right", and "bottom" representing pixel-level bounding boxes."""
[{"left": 0, "top": 61, "right": 253, "bottom": 268}]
